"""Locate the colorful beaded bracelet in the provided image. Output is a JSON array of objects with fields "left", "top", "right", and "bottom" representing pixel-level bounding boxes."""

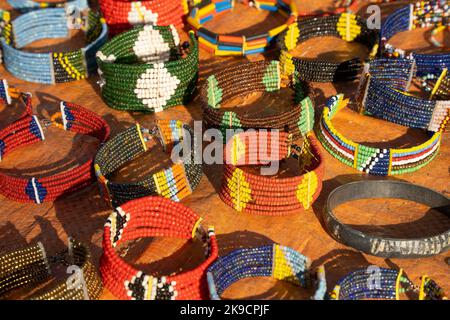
[
  {"left": 317, "top": 95, "right": 442, "bottom": 176},
  {"left": 94, "top": 120, "right": 202, "bottom": 208},
  {"left": 278, "top": 13, "right": 378, "bottom": 82},
  {"left": 188, "top": 0, "right": 297, "bottom": 56},
  {"left": 98, "top": 0, "right": 187, "bottom": 35},
  {"left": 0, "top": 80, "right": 110, "bottom": 204},
  {"left": 96, "top": 25, "right": 199, "bottom": 113},
  {"left": 207, "top": 244, "right": 327, "bottom": 300},
  {"left": 0, "top": 238, "right": 103, "bottom": 300},
  {"left": 358, "top": 58, "right": 450, "bottom": 133},
  {"left": 201, "top": 60, "right": 315, "bottom": 140},
  {"left": 381, "top": 1, "right": 449, "bottom": 76},
  {"left": 100, "top": 196, "right": 219, "bottom": 300},
  {"left": 329, "top": 267, "right": 447, "bottom": 300},
  {"left": 220, "top": 130, "right": 324, "bottom": 216},
  {"left": 6, "top": 0, "right": 88, "bottom": 13},
  {"left": 0, "top": 8, "right": 107, "bottom": 84},
  {"left": 323, "top": 180, "right": 450, "bottom": 258},
  {"left": 419, "top": 68, "right": 449, "bottom": 100}
]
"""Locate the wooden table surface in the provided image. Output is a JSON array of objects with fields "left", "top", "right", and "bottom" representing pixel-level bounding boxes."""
[{"left": 0, "top": 0, "right": 449, "bottom": 300}]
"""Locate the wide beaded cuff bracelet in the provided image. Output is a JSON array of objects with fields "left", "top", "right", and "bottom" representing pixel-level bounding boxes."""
[
  {"left": 279, "top": 13, "right": 378, "bottom": 82},
  {"left": 0, "top": 238, "right": 103, "bottom": 300},
  {"left": 220, "top": 130, "right": 324, "bottom": 216},
  {"left": 381, "top": 1, "right": 450, "bottom": 76},
  {"left": 96, "top": 26, "right": 199, "bottom": 113},
  {"left": 358, "top": 58, "right": 450, "bottom": 133},
  {"left": 0, "top": 8, "right": 107, "bottom": 84},
  {"left": 323, "top": 180, "right": 450, "bottom": 258},
  {"left": 99, "top": 0, "right": 187, "bottom": 36},
  {"left": 201, "top": 60, "right": 315, "bottom": 140},
  {"left": 100, "top": 196, "right": 219, "bottom": 300},
  {"left": 7, "top": 0, "right": 88, "bottom": 13},
  {"left": 0, "top": 81, "right": 110, "bottom": 203},
  {"left": 94, "top": 120, "right": 202, "bottom": 208},
  {"left": 207, "top": 244, "right": 327, "bottom": 300},
  {"left": 329, "top": 267, "right": 447, "bottom": 300},
  {"left": 317, "top": 95, "right": 442, "bottom": 176},
  {"left": 188, "top": 0, "right": 297, "bottom": 56}
]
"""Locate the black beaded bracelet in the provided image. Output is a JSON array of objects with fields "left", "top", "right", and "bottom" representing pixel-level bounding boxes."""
[
  {"left": 94, "top": 120, "right": 202, "bottom": 208},
  {"left": 278, "top": 13, "right": 378, "bottom": 82},
  {"left": 323, "top": 180, "right": 450, "bottom": 258}
]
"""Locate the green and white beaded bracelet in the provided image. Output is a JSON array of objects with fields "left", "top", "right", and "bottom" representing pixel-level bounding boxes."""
[{"left": 96, "top": 25, "right": 199, "bottom": 113}]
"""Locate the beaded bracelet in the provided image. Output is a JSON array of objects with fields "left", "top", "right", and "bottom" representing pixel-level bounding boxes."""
[
  {"left": 96, "top": 26, "right": 198, "bottom": 113},
  {"left": 188, "top": 0, "right": 298, "bottom": 56},
  {"left": 0, "top": 7, "right": 107, "bottom": 84},
  {"left": 317, "top": 95, "right": 442, "bottom": 176},
  {"left": 323, "top": 180, "right": 450, "bottom": 258},
  {"left": 100, "top": 196, "right": 218, "bottom": 300},
  {"left": 6, "top": 0, "right": 88, "bottom": 13},
  {"left": 220, "top": 130, "right": 324, "bottom": 216},
  {"left": 358, "top": 58, "right": 450, "bottom": 133},
  {"left": 207, "top": 244, "right": 327, "bottom": 300},
  {"left": 201, "top": 60, "right": 315, "bottom": 140},
  {"left": 329, "top": 267, "right": 447, "bottom": 300},
  {"left": 419, "top": 68, "right": 450, "bottom": 100},
  {"left": 0, "top": 238, "right": 103, "bottom": 300},
  {"left": 94, "top": 120, "right": 202, "bottom": 208},
  {"left": 381, "top": 1, "right": 450, "bottom": 76},
  {"left": 98, "top": 0, "right": 187, "bottom": 35},
  {"left": 0, "top": 80, "right": 110, "bottom": 203},
  {"left": 278, "top": 13, "right": 379, "bottom": 82}
]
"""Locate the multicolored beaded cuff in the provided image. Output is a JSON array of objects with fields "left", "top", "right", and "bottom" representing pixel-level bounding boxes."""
[
  {"left": 381, "top": 1, "right": 449, "bottom": 76},
  {"left": 6, "top": 0, "right": 88, "bottom": 13},
  {"left": 220, "top": 130, "right": 324, "bottom": 216},
  {"left": 99, "top": 0, "right": 187, "bottom": 35},
  {"left": 358, "top": 58, "right": 450, "bottom": 133},
  {"left": 317, "top": 95, "right": 442, "bottom": 176},
  {"left": 0, "top": 8, "right": 107, "bottom": 84},
  {"left": 96, "top": 26, "right": 198, "bottom": 113},
  {"left": 329, "top": 267, "right": 447, "bottom": 300},
  {"left": 188, "top": 0, "right": 297, "bottom": 56},
  {"left": 100, "top": 196, "right": 219, "bottom": 300},
  {"left": 0, "top": 80, "right": 110, "bottom": 204},
  {"left": 0, "top": 238, "right": 103, "bottom": 300},
  {"left": 94, "top": 120, "right": 202, "bottom": 208},
  {"left": 207, "top": 244, "right": 327, "bottom": 300},
  {"left": 278, "top": 13, "right": 378, "bottom": 82},
  {"left": 324, "top": 180, "right": 450, "bottom": 258},
  {"left": 201, "top": 60, "right": 315, "bottom": 141}
]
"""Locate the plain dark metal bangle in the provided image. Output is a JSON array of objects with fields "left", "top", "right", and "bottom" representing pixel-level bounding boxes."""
[{"left": 323, "top": 180, "right": 450, "bottom": 259}]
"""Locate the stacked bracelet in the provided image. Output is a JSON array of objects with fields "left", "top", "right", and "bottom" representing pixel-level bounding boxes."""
[
  {"left": 0, "top": 8, "right": 107, "bottom": 84},
  {"left": 188, "top": 0, "right": 297, "bottom": 56},
  {"left": 358, "top": 58, "right": 450, "bottom": 132},
  {"left": 317, "top": 95, "right": 442, "bottom": 176},
  {"left": 6, "top": 0, "right": 88, "bottom": 13},
  {"left": 207, "top": 244, "right": 327, "bottom": 300},
  {"left": 100, "top": 196, "right": 218, "bottom": 300},
  {"left": 98, "top": 0, "right": 186, "bottom": 35},
  {"left": 94, "top": 120, "right": 202, "bottom": 208},
  {"left": 323, "top": 180, "right": 450, "bottom": 258},
  {"left": 220, "top": 130, "right": 324, "bottom": 216},
  {"left": 0, "top": 238, "right": 103, "bottom": 300},
  {"left": 381, "top": 1, "right": 450, "bottom": 76},
  {"left": 96, "top": 26, "right": 199, "bottom": 113},
  {"left": 201, "top": 60, "right": 315, "bottom": 140},
  {"left": 279, "top": 13, "right": 378, "bottom": 82},
  {"left": 329, "top": 267, "right": 447, "bottom": 300}
]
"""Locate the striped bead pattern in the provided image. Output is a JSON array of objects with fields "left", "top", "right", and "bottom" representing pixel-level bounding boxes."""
[{"left": 6, "top": 0, "right": 88, "bottom": 12}]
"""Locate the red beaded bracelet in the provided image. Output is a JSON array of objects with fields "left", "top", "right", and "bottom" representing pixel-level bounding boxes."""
[
  {"left": 100, "top": 196, "right": 218, "bottom": 300},
  {"left": 99, "top": 0, "right": 187, "bottom": 35},
  {"left": 0, "top": 80, "right": 110, "bottom": 204},
  {"left": 220, "top": 130, "right": 324, "bottom": 216}
]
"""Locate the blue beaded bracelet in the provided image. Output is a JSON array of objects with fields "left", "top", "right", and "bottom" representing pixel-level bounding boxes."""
[
  {"left": 7, "top": 0, "right": 88, "bottom": 13},
  {"left": 206, "top": 244, "right": 327, "bottom": 300},
  {"left": 358, "top": 58, "right": 449, "bottom": 132},
  {"left": 0, "top": 7, "right": 107, "bottom": 84},
  {"left": 381, "top": 1, "right": 449, "bottom": 76}
]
